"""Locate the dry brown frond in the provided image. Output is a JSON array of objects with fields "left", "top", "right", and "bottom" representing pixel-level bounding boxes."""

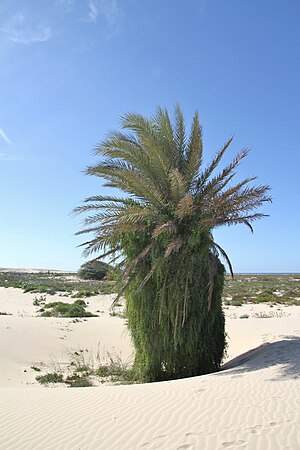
[
  {"left": 136, "top": 256, "right": 164, "bottom": 292},
  {"left": 169, "top": 168, "right": 186, "bottom": 201},
  {"left": 123, "top": 243, "right": 153, "bottom": 278},
  {"left": 152, "top": 221, "right": 176, "bottom": 238},
  {"left": 177, "top": 193, "right": 194, "bottom": 220},
  {"left": 164, "top": 236, "right": 184, "bottom": 258}
]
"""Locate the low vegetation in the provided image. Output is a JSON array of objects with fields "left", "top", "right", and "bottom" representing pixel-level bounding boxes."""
[
  {"left": 40, "top": 300, "right": 97, "bottom": 318},
  {"left": 35, "top": 350, "right": 140, "bottom": 387},
  {"left": 0, "top": 270, "right": 118, "bottom": 296},
  {"left": 1, "top": 271, "right": 299, "bottom": 316},
  {"left": 36, "top": 372, "right": 64, "bottom": 384},
  {"left": 223, "top": 274, "right": 300, "bottom": 306}
]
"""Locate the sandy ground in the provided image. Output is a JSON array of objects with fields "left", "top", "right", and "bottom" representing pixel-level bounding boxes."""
[{"left": 1, "top": 286, "right": 300, "bottom": 449}]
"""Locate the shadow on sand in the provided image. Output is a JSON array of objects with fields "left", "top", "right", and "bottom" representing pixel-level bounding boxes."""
[{"left": 221, "top": 336, "right": 300, "bottom": 380}]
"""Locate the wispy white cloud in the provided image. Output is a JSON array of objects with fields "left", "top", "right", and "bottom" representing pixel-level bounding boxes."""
[
  {"left": 0, "top": 128, "right": 12, "bottom": 146},
  {"left": 56, "top": 0, "right": 74, "bottom": 13},
  {"left": 87, "top": 0, "right": 123, "bottom": 37},
  {"left": 0, "top": 153, "right": 23, "bottom": 161},
  {"left": 2, "top": 13, "right": 52, "bottom": 44},
  {"left": 88, "top": 0, "right": 98, "bottom": 23}
]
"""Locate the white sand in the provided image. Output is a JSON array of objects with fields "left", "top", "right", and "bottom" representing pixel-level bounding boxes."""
[{"left": 1, "top": 286, "right": 300, "bottom": 449}]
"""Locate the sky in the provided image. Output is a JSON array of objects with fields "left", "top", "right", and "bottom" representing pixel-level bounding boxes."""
[{"left": 0, "top": 0, "right": 299, "bottom": 273}]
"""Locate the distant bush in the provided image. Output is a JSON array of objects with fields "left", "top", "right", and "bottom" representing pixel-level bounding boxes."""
[
  {"left": 254, "top": 291, "right": 278, "bottom": 303},
  {"left": 71, "top": 290, "right": 98, "bottom": 298},
  {"left": 78, "top": 260, "right": 110, "bottom": 280},
  {"left": 230, "top": 295, "right": 244, "bottom": 306}
]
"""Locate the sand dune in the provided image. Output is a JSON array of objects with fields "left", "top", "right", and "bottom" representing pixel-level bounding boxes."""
[{"left": 1, "top": 287, "right": 300, "bottom": 449}]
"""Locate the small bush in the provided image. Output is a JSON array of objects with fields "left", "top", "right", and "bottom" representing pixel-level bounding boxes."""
[
  {"left": 230, "top": 296, "right": 244, "bottom": 306},
  {"left": 254, "top": 291, "right": 278, "bottom": 303},
  {"left": 109, "top": 311, "right": 126, "bottom": 318},
  {"left": 33, "top": 295, "right": 46, "bottom": 306},
  {"left": 96, "top": 354, "right": 139, "bottom": 384},
  {"left": 23, "top": 285, "right": 36, "bottom": 293},
  {"left": 40, "top": 300, "right": 97, "bottom": 318},
  {"left": 36, "top": 372, "right": 64, "bottom": 384},
  {"left": 65, "top": 376, "right": 93, "bottom": 387}
]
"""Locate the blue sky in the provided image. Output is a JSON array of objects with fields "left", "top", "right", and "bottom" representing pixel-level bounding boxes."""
[{"left": 0, "top": 0, "right": 299, "bottom": 272}]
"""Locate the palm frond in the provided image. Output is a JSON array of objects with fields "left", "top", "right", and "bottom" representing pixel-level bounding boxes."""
[
  {"left": 121, "top": 112, "right": 172, "bottom": 175},
  {"left": 96, "top": 132, "right": 171, "bottom": 194},
  {"left": 207, "top": 252, "right": 219, "bottom": 311},
  {"left": 87, "top": 163, "right": 167, "bottom": 208},
  {"left": 183, "top": 112, "right": 203, "bottom": 186},
  {"left": 198, "top": 137, "right": 234, "bottom": 186},
  {"left": 200, "top": 149, "right": 250, "bottom": 197},
  {"left": 174, "top": 104, "right": 186, "bottom": 166},
  {"left": 211, "top": 241, "right": 234, "bottom": 278},
  {"left": 153, "top": 106, "right": 178, "bottom": 165}
]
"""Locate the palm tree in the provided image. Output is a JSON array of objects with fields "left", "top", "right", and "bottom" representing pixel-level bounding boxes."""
[{"left": 75, "top": 105, "right": 271, "bottom": 381}]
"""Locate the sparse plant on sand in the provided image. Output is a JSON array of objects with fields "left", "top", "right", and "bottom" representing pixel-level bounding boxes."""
[
  {"left": 253, "top": 310, "right": 288, "bottom": 319},
  {"left": 36, "top": 372, "right": 64, "bottom": 384},
  {"left": 35, "top": 349, "right": 140, "bottom": 387},
  {"left": 75, "top": 105, "right": 271, "bottom": 381},
  {"left": 33, "top": 295, "right": 47, "bottom": 306}
]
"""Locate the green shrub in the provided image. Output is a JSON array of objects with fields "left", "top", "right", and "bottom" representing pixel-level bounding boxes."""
[
  {"left": 23, "top": 285, "right": 36, "bottom": 293},
  {"left": 230, "top": 295, "right": 244, "bottom": 306},
  {"left": 40, "top": 300, "right": 97, "bottom": 318},
  {"left": 36, "top": 372, "right": 64, "bottom": 384},
  {"left": 96, "top": 354, "right": 140, "bottom": 384},
  {"left": 254, "top": 291, "right": 278, "bottom": 303},
  {"left": 65, "top": 376, "right": 93, "bottom": 387}
]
